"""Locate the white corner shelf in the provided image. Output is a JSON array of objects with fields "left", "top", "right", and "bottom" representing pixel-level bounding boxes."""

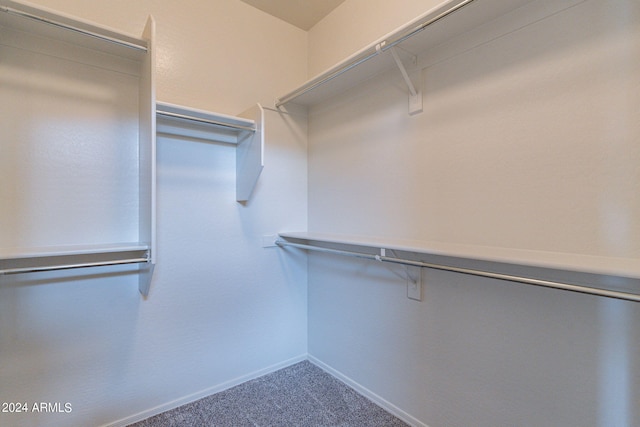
[
  {"left": 275, "top": 0, "right": 581, "bottom": 109},
  {"left": 156, "top": 101, "right": 265, "bottom": 202},
  {"left": 0, "top": 0, "right": 156, "bottom": 295},
  {"left": 157, "top": 101, "right": 256, "bottom": 143}
]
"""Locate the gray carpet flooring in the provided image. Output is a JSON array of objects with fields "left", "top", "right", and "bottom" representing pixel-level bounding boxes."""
[{"left": 128, "top": 361, "right": 409, "bottom": 427}]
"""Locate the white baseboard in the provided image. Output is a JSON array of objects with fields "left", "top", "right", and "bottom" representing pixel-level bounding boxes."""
[
  {"left": 308, "top": 355, "right": 429, "bottom": 427},
  {"left": 103, "top": 354, "right": 307, "bottom": 427}
]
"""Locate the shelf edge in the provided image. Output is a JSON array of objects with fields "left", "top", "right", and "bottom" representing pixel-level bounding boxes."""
[
  {"left": 278, "top": 232, "right": 640, "bottom": 280},
  {"left": 0, "top": 243, "right": 151, "bottom": 260}
]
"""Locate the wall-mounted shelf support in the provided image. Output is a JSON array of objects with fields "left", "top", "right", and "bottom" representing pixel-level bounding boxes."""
[
  {"left": 385, "top": 45, "right": 422, "bottom": 115},
  {"left": 237, "top": 104, "right": 264, "bottom": 202},
  {"left": 386, "top": 46, "right": 417, "bottom": 97}
]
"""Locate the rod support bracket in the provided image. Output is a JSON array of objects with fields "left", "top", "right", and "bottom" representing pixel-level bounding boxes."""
[{"left": 387, "top": 46, "right": 423, "bottom": 115}]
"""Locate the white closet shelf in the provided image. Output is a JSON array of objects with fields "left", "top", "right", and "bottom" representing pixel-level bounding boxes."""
[
  {"left": 0, "top": 243, "right": 150, "bottom": 275},
  {"left": 0, "top": 243, "right": 150, "bottom": 259},
  {"left": 277, "top": 232, "right": 640, "bottom": 302},
  {"left": 0, "top": 0, "right": 147, "bottom": 58},
  {"left": 157, "top": 101, "right": 256, "bottom": 144},
  {"left": 156, "top": 101, "right": 265, "bottom": 202},
  {"left": 275, "top": 0, "right": 540, "bottom": 108},
  {"left": 278, "top": 232, "right": 640, "bottom": 279}
]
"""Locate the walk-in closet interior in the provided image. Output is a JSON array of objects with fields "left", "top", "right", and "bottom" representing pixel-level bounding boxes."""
[{"left": 1, "top": 0, "right": 638, "bottom": 426}]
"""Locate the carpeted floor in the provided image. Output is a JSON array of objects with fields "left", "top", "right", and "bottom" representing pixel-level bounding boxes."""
[{"left": 128, "top": 361, "right": 409, "bottom": 426}]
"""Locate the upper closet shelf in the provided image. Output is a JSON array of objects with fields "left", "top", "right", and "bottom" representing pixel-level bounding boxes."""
[
  {"left": 0, "top": 0, "right": 147, "bottom": 58},
  {"left": 275, "top": 0, "right": 543, "bottom": 108},
  {"left": 156, "top": 102, "right": 265, "bottom": 202}
]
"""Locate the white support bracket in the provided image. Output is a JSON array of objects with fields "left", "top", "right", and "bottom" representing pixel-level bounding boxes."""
[
  {"left": 406, "top": 266, "right": 422, "bottom": 301},
  {"left": 381, "top": 44, "right": 423, "bottom": 115}
]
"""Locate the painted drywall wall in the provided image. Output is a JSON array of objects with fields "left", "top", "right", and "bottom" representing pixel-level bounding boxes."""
[
  {"left": 306, "top": 0, "right": 640, "bottom": 426},
  {"left": 0, "top": 1, "right": 308, "bottom": 426}
]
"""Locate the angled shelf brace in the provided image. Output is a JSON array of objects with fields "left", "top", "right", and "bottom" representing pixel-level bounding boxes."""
[
  {"left": 156, "top": 102, "right": 265, "bottom": 202},
  {"left": 380, "top": 43, "right": 422, "bottom": 115},
  {"left": 386, "top": 46, "right": 418, "bottom": 97}
]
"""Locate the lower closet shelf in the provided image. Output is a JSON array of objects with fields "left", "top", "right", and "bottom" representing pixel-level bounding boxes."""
[
  {"left": 0, "top": 243, "right": 150, "bottom": 275},
  {"left": 276, "top": 232, "right": 640, "bottom": 303}
]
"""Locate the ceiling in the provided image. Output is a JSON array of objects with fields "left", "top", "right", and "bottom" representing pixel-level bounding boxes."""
[{"left": 239, "top": 0, "right": 346, "bottom": 30}]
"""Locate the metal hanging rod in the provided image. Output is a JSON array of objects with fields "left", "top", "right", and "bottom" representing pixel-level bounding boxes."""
[
  {"left": 0, "top": 5, "right": 148, "bottom": 52},
  {"left": 157, "top": 110, "right": 256, "bottom": 133},
  {"left": 275, "top": 239, "right": 640, "bottom": 303},
  {"left": 275, "top": 0, "right": 475, "bottom": 107},
  {"left": 0, "top": 257, "right": 149, "bottom": 275}
]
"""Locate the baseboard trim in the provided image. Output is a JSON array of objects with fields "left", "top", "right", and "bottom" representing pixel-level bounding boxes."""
[
  {"left": 103, "top": 354, "right": 308, "bottom": 427},
  {"left": 307, "top": 355, "right": 429, "bottom": 427}
]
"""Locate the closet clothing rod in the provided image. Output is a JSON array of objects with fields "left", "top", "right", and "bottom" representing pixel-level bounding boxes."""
[
  {"left": 0, "top": 257, "right": 149, "bottom": 275},
  {"left": 157, "top": 111, "right": 256, "bottom": 133},
  {"left": 275, "top": 240, "right": 640, "bottom": 303},
  {"left": 275, "top": 0, "right": 475, "bottom": 107},
  {"left": 0, "top": 5, "right": 148, "bottom": 52}
]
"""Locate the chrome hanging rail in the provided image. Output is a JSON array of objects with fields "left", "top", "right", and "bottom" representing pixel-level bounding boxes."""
[
  {"left": 1, "top": 5, "right": 148, "bottom": 51},
  {"left": 0, "top": 257, "right": 149, "bottom": 275},
  {"left": 274, "top": 0, "right": 475, "bottom": 107},
  {"left": 276, "top": 239, "right": 640, "bottom": 303},
  {"left": 156, "top": 110, "right": 256, "bottom": 133}
]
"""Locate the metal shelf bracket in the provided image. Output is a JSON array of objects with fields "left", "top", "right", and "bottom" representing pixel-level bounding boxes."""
[{"left": 379, "top": 44, "right": 423, "bottom": 115}]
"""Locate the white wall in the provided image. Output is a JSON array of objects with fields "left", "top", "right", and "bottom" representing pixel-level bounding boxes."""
[
  {"left": 3, "top": 0, "right": 639, "bottom": 426},
  {"left": 0, "top": 1, "right": 308, "bottom": 427},
  {"left": 307, "top": 0, "right": 640, "bottom": 426}
]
